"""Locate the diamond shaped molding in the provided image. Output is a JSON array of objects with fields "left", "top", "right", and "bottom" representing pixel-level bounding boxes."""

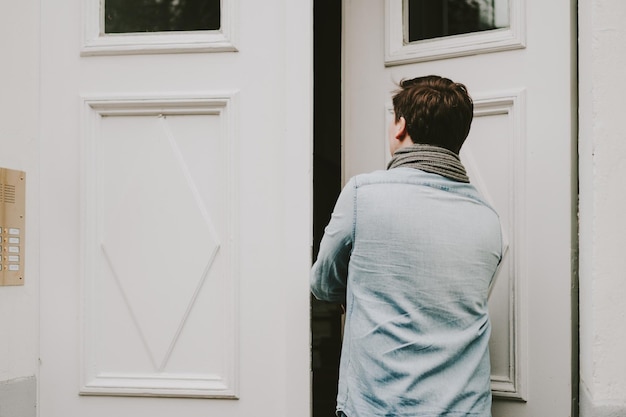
[{"left": 101, "top": 116, "right": 220, "bottom": 370}]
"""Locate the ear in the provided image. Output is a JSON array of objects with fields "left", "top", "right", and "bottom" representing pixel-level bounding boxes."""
[{"left": 394, "top": 117, "right": 408, "bottom": 140}]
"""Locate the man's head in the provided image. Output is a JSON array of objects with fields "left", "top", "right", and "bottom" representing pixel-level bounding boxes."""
[{"left": 391, "top": 75, "right": 473, "bottom": 154}]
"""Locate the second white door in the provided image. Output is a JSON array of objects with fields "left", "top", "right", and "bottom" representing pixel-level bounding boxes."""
[{"left": 343, "top": 0, "right": 576, "bottom": 415}]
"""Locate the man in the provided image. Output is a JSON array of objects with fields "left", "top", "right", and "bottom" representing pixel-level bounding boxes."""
[{"left": 310, "top": 75, "right": 502, "bottom": 417}]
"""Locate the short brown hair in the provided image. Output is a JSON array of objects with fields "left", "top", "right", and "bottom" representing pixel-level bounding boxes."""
[{"left": 392, "top": 75, "right": 473, "bottom": 153}]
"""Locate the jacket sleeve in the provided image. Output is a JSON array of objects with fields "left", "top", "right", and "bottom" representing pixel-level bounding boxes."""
[{"left": 310, "top": 177, "right": 355, "bottom": 303}]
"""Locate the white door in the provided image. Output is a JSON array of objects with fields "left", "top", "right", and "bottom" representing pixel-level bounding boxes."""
[
  {"left": 344, "top": 0, "right": 575, "bottom": 415},
  {"left": 39, "top": 1, "right": 312, "bottom": 416}
]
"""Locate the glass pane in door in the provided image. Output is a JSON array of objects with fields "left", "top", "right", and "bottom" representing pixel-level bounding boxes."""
[
  {"left": 105, "top": 0, "right": 220, "bottom": 34},
  {"left": 406, "top": 0, "right": 510, "bottom": 42}
]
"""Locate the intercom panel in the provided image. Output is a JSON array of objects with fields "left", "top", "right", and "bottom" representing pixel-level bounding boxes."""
[{"left": 0, "top": 168, "right": 25, "bottom": 286}]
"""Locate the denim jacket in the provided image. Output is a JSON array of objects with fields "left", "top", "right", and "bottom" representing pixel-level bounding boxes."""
[{"left": 311, "top": 168, "right": 502, "bottom": 417}]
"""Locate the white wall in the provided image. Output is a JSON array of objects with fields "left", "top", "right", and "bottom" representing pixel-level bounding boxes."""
[
  {"left": 579, "top": 0, "right": 626, "bottom": 415},
  {"left": 0, "top": 0, "right": 40, "bottom": 413}
]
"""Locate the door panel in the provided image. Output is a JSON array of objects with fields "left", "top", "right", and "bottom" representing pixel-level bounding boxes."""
[
  {"left": 81, "top": 97, "right": 238, "bottom": 397},
  {"left": 462, "top": 92, "right": 527, "bottom": 400},
  {"left": 343, "top": 0, "right": 575, "bottom": 415},
  {"left": 40, "top": 0, "right": 311, "bottom": 415}
]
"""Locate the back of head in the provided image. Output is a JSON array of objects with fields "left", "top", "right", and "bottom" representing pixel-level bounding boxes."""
[{"left": 392, "top": 75, "right": 473, "bottom": 154}]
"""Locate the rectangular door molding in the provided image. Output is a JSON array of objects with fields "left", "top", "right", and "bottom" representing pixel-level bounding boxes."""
[
  {"left": 80, "top": 93, "right": 239, "bottom": 398},
  {"left": 462, "top": 90, "right": 527, "bottom": 401}
]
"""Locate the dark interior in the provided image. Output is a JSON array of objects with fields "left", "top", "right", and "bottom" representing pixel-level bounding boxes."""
[{"left": 312, "top": 1, "right": 343, "bottom": 416}]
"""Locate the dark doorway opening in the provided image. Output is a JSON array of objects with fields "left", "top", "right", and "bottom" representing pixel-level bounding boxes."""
[{"left": 312, "top": 1, "right": 343, "bottom": 416}]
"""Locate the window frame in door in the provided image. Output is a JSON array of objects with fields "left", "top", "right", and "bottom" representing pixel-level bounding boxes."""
[
  {"left": 384, "top": 0, "right": 526, "bottom": 66},
  {"left": 81, "top": 0, "right": 238, "bottom": 56}
]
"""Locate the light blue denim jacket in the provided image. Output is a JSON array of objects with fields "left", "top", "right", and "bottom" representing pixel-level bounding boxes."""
[{"left": 311, "top": 168, "right": 502, "bottom": 417}]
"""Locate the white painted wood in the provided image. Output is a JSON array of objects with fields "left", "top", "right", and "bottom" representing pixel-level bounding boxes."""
[
  {"left": 385, "top": 0, "right": 526, "bottom": 65},
  {"left": 40, "top": 0, "right": 312, "bottom": 415},
  {"left": 344, "top": 0, "right": 575, "bottom": 415},
  {"left": 462, "top": 92, "right": 527, "bottom": 401},
  {"left": 80, "top": 96, "right": 238, "bottom": 398},
  {"left": 0, "top": 0, "right": 40, "bottom": 388},
  {"left": 578, "top": 1, "right": 626, "bottom": 415}
]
